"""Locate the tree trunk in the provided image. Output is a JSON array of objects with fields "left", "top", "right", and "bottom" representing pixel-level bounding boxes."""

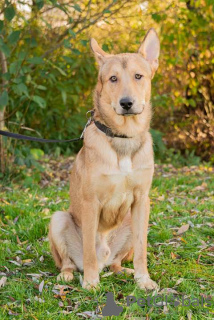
[{"left": 0, "top": 48, "right": 8, "bottom": 173}]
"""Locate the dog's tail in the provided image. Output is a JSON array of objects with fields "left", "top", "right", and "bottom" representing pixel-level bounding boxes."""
[
  {"left": 121, "top": 248, "right": 133, "bottom": 263},
  {"left": 48, "top": 227, "right": 62, "bottom": 269}
]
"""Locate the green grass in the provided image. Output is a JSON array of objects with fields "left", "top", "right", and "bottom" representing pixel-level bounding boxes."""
[{"left": 0, "top": 160, "right": 213, "bottom": 319}]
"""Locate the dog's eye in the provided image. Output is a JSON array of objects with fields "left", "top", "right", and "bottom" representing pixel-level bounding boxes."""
[
  {"left": 135, "top": 74, "right": 143, "bottom": 80},
  {"left": 110, "top": 76, "right": 117, "bottom": 82}
]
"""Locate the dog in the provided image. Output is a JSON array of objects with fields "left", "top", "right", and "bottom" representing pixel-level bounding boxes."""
[{"left": 49, "top": 28, "right": 160, "bottom": 290}]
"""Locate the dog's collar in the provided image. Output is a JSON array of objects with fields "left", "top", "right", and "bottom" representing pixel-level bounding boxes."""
[
  {"left": 87, "top": 109, "right": 131, "bottom": 139},
  {"left": 94, "top": 120, "right": 130, "bottom": 139}
]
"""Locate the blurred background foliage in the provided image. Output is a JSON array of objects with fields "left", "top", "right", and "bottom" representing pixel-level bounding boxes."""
[{"left": 0, "top": 0, "right": 213, "bottom": 173}]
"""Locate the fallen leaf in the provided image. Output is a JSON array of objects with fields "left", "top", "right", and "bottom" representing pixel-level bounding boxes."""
[
  {"left": 163, "top": 305, "right": 169, "bottom": 313},
  {"left": 1, "top": 199, "right": 10, "bottom": 205},
  {"left": 171, "top": 252, "right": 177, "bottom": 260},
  {"left": 197, "top": 254, "right": 201, "bottom": 264},
  {"left": 16, "top": 235, "right": 21, "bottom": 244},
  {"left": 27, "top": 273, "right": 42, "bottom": 279},
  {"left": 53, "top": 284, "right": 74, "bottom": 290},
  {"left": 22, "top": 259, "right": 32, "bottom": 264},
  {"left": 8, "top": 310, "right": 20, "bottom": 316},
  {"left": 193, "top": 182, "right": 207, "bottom": 191},
  {"left": 0, "top": 276, "right": 7, "bottom": 288},
  {"left": 177, "top": 224, "right": 189, "bottom": 235},
  {"left": 157, "top": 195, "right": 165, "bottom": 201},
  {"left": 159, "top": 288, "right": 179, "bottom": 295},
  {"left": 34, "top": 296, "right": 45, "bottom": 303},
  {"left": 155, "top": 301, "right": 167, "bottom": 306},
  {"left": 179, "top": 237, "right": 187, "bottom": 243},
  {"left": 8, "top": 296, "right": 15, "bottom": 302},
  {"left": 76, "top": 311, "right": 95, "bottom": 318},
  {"left": 101, "top": 272, "right": 113, "bottom": 278},
  {"left": 200, "top": 284, "right": 206, "bottom": 290},
  {"left": 39, "top": 280, "right": 44, "bottom": 293},
  {"left": 175, "top": 278, "right": 184, "bottom": 286},
  {"left": 42, "top": 208, "right": 50, "bottom": 215},
  {"left": 79, "top": 274, "right": 83, "bottom": 286},
  {"left": 9, "top": 260, "right": 21, "bottom": 266},
  {"left": 206, "top": 246, "right": 214, "bottom": 252},
  {"left": 14, "top": 216, "right": 19, "bottom": 224},
  {"left": 187, "top": 310, "right": 192, "bottom": 320}
]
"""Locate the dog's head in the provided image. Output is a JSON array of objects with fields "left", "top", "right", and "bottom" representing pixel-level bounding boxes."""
[{"left": 91, "top": 29, "right": 160, "bottom": 135}]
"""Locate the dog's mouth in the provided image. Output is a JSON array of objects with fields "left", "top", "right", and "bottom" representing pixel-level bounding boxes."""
[
  {"left": 120, "top": 111, "right": 142, "bottom": 116},
  {"left": 113, "top": 106, "right": 144, "bottom": 117},
  {"left": 122, "top": 112, "right": 138, "bottom": 116}
]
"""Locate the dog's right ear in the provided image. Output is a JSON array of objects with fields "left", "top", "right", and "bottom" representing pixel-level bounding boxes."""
[
  {"left": 138, "top": 28, "right": 160, "bottom": 78},
  {"left": 90, "top": 38, "right": 109, "bottom": 66}
]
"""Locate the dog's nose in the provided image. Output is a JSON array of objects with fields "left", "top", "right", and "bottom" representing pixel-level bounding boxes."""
[{"left": 120, "top": 97, "right": 133, "bottom": 110}]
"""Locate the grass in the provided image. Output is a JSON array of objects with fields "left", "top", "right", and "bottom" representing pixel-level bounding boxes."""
[{"left": 0, "top": 159, "right": 213, "bottom": 319}]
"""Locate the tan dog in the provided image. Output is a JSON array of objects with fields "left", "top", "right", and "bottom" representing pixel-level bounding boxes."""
[{"left": 49, "top": 28, "right": 160, "bottom": 290}]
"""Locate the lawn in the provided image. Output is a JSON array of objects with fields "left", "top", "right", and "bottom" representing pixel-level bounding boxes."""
[{"left": 0, "top": 158, "right": 213, "bottom": 319}]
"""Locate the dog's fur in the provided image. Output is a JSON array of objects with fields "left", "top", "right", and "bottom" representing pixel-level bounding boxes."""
[{"left": 49, "top": 29, "right": 160, "bottom": 290}]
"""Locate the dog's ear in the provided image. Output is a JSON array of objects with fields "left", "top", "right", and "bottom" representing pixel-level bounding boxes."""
[
  {"left": 138, "top": 28, "right": 160, "bottom": 78},
  {"left": 90, "top": 38, "right": 109, "bottom": 66}
]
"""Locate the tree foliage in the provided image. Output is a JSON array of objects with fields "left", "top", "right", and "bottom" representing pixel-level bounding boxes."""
[{"left": 0, "top": 0, "right": 213, "bottom": 170}]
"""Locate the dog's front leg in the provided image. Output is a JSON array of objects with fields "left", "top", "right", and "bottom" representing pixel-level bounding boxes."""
[
  {"left": 131, "top": 196, "right": 158, "bottom": 290},
  {"left": 81, "top": 204, "right": 99, "bottom": 290}
]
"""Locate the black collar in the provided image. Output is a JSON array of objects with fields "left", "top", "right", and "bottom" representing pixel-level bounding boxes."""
[{"left": 94, "top": 120, "right": 130, "bottom": 139}]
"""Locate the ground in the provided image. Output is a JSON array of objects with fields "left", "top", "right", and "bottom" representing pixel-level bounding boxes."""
[{"left": 0, "top": 158, "right": 213, "bottom": 319}]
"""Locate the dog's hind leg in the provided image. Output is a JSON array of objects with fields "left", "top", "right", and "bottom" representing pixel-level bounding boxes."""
[
  {"left": 48, "top": 211, "right": 83, "bottom": 282},
  {"left": 107, "top": 212, "right": 134, "bottom": 274}
]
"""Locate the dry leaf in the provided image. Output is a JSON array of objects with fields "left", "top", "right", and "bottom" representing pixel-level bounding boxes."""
[
  {"left": 76, "top": 311, "right": 94, "bottom": 318},
  {"left": 9, "top": 260, "right": 21, "bottom": 266},
  {"left": 27, "top": 273, "right": 42, "bottom": 278},
  {"left": 207, "top": 246, "right": 214, "bottom": 252},
  {"left": 0, "top": 276, "right": 7, "bottom": 288},
  {"left": 35, "top": 296, "right": 45, "bottom": 303},
  {"left": 42, "top": 208, "right": 50, "bottom": 215},
  {"left": 175, "top": 278, "right": 184, "bottom": 286},
  {"left": 79, "top": 274, "right": 83, "bottom": 286},
  {"left": 16, "top": 235, "right": 21, "bottom": 244},
  {"left": 8, "top": 310, "right": 20, "bottom": 316},
  {"left": 159, "top": 288, "right": 178, "bottom": 295},
  {"left": 39, "top": 256, "right": 44, "bottom": 262},
  {"left": 53, "top": 284, "right": 72, "bottom": 290},
  {"left": 101, "top": 272, "right": 113, "bottom": 278},
  {"left": 155, "top": 301, "right": 167, "bottom": 306},
  {"left": 22, "top": 259, "right": 32, "bottom": 264},
  {"left": 157, "top": 195, "right": 165, "bottom": 201},
  {"left": 171, "top": 252, "right": 177, "bottom": 260},
  {"left": 39, "top": 280, "right": 44, "bottom": 293},
  {"left": 193, "top": 182, "right": 207, "bottom": 191},
  {"left": 163, "top": 305, "right": 169, "bottom": 313},
  {"left": 187, "top": 310, "right": 192, "bottom": 320},
  {"left": 177, "top": 224, "right": 189, "bottom": 235},
  {"left": 179, "top": 237, "right": 187, "bottom": 243}
]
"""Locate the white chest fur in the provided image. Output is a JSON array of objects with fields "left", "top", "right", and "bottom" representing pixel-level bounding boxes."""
[{"left": 119, "top": 156, "right": 132, "bottom": 173}]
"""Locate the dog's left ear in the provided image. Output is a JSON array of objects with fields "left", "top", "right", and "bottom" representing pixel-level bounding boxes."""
[
  {"left": 90, "top": 38, "right": 109, "bottom": 67},
  {"left": 138, "top": 28, "right": 160, "bottom": 78}
]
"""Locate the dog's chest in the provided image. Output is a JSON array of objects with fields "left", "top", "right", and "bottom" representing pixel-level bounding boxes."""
[
  {"left": 118, "top": 156, "right": 132, "bottom": 173},
  {"left": 97, "top": 156, "right": 151, "bottom": 231}
]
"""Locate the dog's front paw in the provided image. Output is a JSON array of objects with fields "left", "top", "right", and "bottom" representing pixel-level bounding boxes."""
[
  {"left": 57, "top": 271, "right": 74, "bottom": 282},
  {"left": 135, "top": 274, "right": 158, "bottom": 290},
  {"left": 82, "top": 277, "right": 100, "bottom": 290}
]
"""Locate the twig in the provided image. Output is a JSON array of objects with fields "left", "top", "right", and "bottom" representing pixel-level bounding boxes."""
[{"left": 40, "top": 0, "right": 127, "bottom": 59}]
